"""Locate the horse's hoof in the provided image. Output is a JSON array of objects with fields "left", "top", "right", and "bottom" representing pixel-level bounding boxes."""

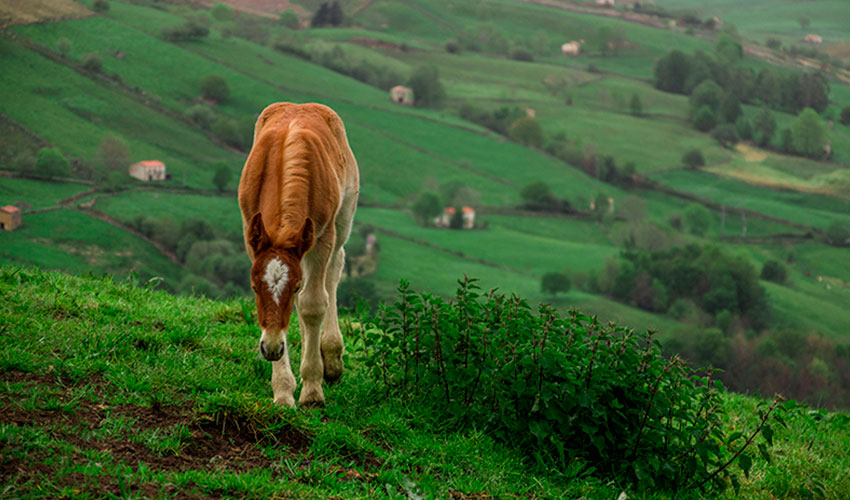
[
  {"left": 300, "top": 399, "right": 325, "bottom": 409},
  {"left": 323, "top": 372, "right": 342, "bottom": 385},
  {"left": 298, "top": 386, "right": 325, "bottom": 408},
  {"left": 274, "top": 395, "right": 295, "bottom": 408}
]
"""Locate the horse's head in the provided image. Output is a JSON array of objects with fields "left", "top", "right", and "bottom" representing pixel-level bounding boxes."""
[{"left": 247, "top": 213, "right": 314, "bottom": 361}]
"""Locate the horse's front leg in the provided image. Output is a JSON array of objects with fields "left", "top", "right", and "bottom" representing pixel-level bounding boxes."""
[
  {"left": 296, "top": 242, "right": 331, "bottom": 407},
  {"left": 271, "top": 341, "right": 296, "bottom": 407}
]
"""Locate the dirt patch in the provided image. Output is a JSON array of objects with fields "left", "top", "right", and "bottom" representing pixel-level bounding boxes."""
[
  {"left": 198, "top": 0, "right": 308, "bottom": 20},
  {"left": 735, "top": 143, "right": 768, "bottom": 162}
]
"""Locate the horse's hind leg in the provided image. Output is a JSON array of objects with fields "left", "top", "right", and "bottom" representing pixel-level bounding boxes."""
[{"left": 321, "top": 246, "right": 345, "bottom": 383}]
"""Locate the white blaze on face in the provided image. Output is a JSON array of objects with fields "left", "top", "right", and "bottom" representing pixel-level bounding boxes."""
[{"left": 263, "top": 258, "right": 289, "bottom": 305}]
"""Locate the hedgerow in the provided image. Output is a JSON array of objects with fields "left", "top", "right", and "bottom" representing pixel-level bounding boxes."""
[{"left": 362, "top": 277, "right": 782, "bottom": 492}]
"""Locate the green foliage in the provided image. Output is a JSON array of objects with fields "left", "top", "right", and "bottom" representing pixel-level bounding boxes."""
[
  {"left": 92, "top": 0, "right": 110, "bottom": 13},
  {"left": 338, "top": 278, "right": 379, "bottom": 312},
  {"left": 56, "top": 37, "right": 71, "bottom": 57},
  {"left": 211, "top": 3, "right": 233, "bottom": 22},
  {"left": 510, "top": 47, "right": 533, "bottom": 62},
  {"left": 711, "top": 123, "right": 739, "bottom": 147},
  {"left": 690, "top": 80, "right": 724, "bottom": 114},
  {"left": 311, "top": 1, "right": 343, "bottom": 27},
  {"left": 520, "top": 182, "right": 560, "bottom": 212},
  {"left": 840, "top": 106, "right": 850, "bottom": 126},
  {"left": 735, "top": 116, "right": 753, "bottom": 141},
  {"left": 791, "top": 108, "right": 827, "bottom": 159},
  {"left": 94, "top": 133, "right": 130, "bottom": 174},
  {"left": 278, "top": 10, "right": 300, "bottom": 29},
  {"left": 753, "top": 107, "right": 777, "bottom": 146},
  {"left": 185, "top": 104, "right": 215, "bottom": 129},
  {"left": 35, "top": 148, "right": 70, "bottom": 179},
  {"left": 630, "top": 92, "right": 643, "bottom": 117},
  {"left": 211, "top": 117, "right": 242, "bottom": 149},
  {"left": 407, "top": 66, "right": 445, "bottom": 109},
  {"left": 459, "top": 104, "right": 523, "bottom": 135},
  {"left": 508, "top": 116, "right": 545, "bottom": 148},
  {"left": 682, "top": 149, "right": 705, "bottom": 169},
  {"left": 81, "top": 52, "right": 103, "bottom": 72},
  {"left": 411, "top": 192, "right": 442, "bottom": 225},
  {"left": 160, "top": 20, "right": 209, "bottom": 42},
  {"left": 199, "top": 75, "right": 230, "bottom": 103},
  {"left": 693, "top": 106, "right": 717, "bottom": 132},
  {"left": 720, "top": 93, "right": 741, "bottom": 123},
  {"left": 212, "top": 162, "right": 232, "bottom": 192},
  {"left": 541, "top": 271, "right": 570, "bottom": 296},
  {"left": 654, "top": 50, "right": 690, "bottom": 94},
  {"left": 684, "top": 203, "right": 713, "bottom": 236},
  {"left": 364, "top": 278, "right": 782, "bottom": 491},
  {"left": 760, "top": 260, "right": 787, "bottom": 284},
  {"left": 825, "top": 221, "right": 850, "bottom": 247}
]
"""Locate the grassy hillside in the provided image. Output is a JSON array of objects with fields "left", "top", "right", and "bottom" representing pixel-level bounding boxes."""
[{"left": 1, "top": 265, "right": 848, "bottom": 499}]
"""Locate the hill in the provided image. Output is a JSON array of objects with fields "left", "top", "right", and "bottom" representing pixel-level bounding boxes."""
[
  {"left": 1, "top": 265, "right": 849, "bottom": 498},
  {"left": 1, "top": 0, "right": 849, "bottom": 410}
]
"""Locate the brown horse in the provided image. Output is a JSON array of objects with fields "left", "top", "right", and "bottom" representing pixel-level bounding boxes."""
[{"left": 238, "top": 102, "right": 359, "bottom": 407}]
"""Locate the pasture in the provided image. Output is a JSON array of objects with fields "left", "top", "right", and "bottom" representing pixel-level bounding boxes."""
[{"left": 2, "top": 266, "right": 849, "bottom": 499}]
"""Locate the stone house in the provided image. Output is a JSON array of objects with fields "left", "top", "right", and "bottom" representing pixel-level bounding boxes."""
[
  {"left": 129, "top": 160, "right": 166, "bottom": 181},
  {"left": 561, "top": 41, "right": 581, "bottom": 55},
  {"left": 390, "top": 85, "right": 414, "bottom": 106},
  {"left": 0, "top": 205, "right": 21, "bottom": 231},
  {"left": 434, "top": 206, "right": 476, "bottom": 229}
]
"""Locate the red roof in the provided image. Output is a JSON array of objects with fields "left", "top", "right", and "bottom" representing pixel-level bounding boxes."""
[
  {"left": 133, "top": 160, "right": 165, "bottom": 169},
  {"left": 1, "top": 205, "right": 20, "bottom": 214}
]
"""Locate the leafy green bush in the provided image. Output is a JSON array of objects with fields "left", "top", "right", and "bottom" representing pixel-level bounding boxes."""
[
  {"left": 681, "top": 149, "right": 705, "bottom": 169},
  {"left": 35, "top": 148, "right": 70, "bottom": 179},
  {"left": 81, "top": 53, "right": 103, "bottom": 72},
  {"left": 200, "top": 75, "right": 230, "bottom": 103},
  {"left": 363, "top": 278, "right": 782, "bottom": 491},
  {"left": 760, "top": 260, "right": 787, "bottom": 284}
]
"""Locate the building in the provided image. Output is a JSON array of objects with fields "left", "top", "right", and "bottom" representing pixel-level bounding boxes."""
[
  {"left": 129, "top": 160, "right": 166, "bottom": 181},
  {"left": 0, "top": 205, "right": 21, "bottom": 231},
  {"left": 561, "top": 41, "right": 581, "bottom": 55},
  {"left": 434, "top": 206, "right": 476, "bottom": 229},
  {"left": 390, "top": 85, "right": 414, "bottom": 106},
  {"left": 804, "top": 34, "right": 823, "bottom": 45}
]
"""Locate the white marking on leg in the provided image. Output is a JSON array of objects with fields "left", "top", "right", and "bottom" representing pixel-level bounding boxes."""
[{"left": 263, "top": 258, "right": 289, "bottom": 304}]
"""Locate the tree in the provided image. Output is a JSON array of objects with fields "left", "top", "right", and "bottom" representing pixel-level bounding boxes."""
[
  {"left": 520, "top": 182, "right": 559, "bottom": 211},
  {"left": 311, "top": 3, "right": 330, "bottom": 26},
  {"left": 328, "top": 1, "right": 344, "bottom": 26},
  {"left": 791, "top": 108, "right": 827, "bottom": 158},
  {"left": 825, "top": 221, "right": 850, "bottom": 246},
  {"left": 654, "top": 50, "right": 690, "bottom": 94},
  {"left": 684, "top": 203, "right": 713, "bottom": 236},
  {"left": 508, "top": 116, "right": 545, "bottom": 148},
  {"left": 81, "top": 53, "right": 103, "bottom": 72},
  {"left": 411, "top": 192, "right": 442, "bottom": 225},
  {"left": 279, "top": 10, "right": 300, "bottom": 29},
  {"left": 735, "top": 116, "right": 753, "bottom": 141},
  {"left": 211, "top": 3, "right": 233, "bottom": 22},
  {"left": 213, "top": 162, "right": 232, "bottom": 192},
  {"left": 630, "top": 92, "right": 643, "bottom": 116},
  {"left": 715, "top": 33, "right": 742, "bottom": 65},
  {"left": 840, "top": 106, "right": 850, "bottom": 126},
  {"left": 407, "top": 66, "right": 445, "bottom": 109},
  {"left": 753, "top": 108, "right": 777, "bottom": 146},
  {"left": 92, "top": 0, "right": 109, "bottom": 13},
  {"left": 756, "top": 69, "right": 780, "bottom": 107},
  {"left": 682, "top": 149, "right": 705, "bottom": 169},
  {"left": 95, "top": 134, "right": 130, "bottom": 174},
  {"left": 692, "top": 106, "right": 717, "bottom": 132},
  {"left": 200, "top": 75, "right": 230, "bottom": 103},
  {"left": 760, "top": 260, "right": 787, "bottom": 284},
  {"left": 541, "top": 272, "right": 571, "bottom": 296},
  {"left": 36, "top": 148, "right": 70, "bottom": 179},
  {"left": 57, "top": 37, "right": 71, "bottom": 57},
  {"left": 690, "top": 79, "right": 724, "bottom": 114},
  {"left": 711, "top": 123, "right": 739, "bottom": 147},
  {"left": 720, "top": 93, "right": 741, "bottom": 123}
]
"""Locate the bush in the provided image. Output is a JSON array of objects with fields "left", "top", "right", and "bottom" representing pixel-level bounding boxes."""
[
  {"left": 711, "top": 123, "right": 739, "bottom": 147},
  {"left": 684, "top": 203, "right": 713, "bottom": 236},
  {"left": 445, "top": 38, "right": 460, "bottom": 54},
  {"left": 279, "top": 10, "right": 300, "bottom": 29},
  {"left": 161, "top": 21, "right": 209, "bottom": 42},
  {"left": 541, "top": 272, "right": 570, "bottom": 296},
  {"left": 825, "top": 221, "right": 850, "bottom": 247},
  {"left": 520, "top": 181, "right": 560, "bottom": 211},
  {"left": 411, "top": 192, "right": 442, "bottom": 225},
  {"left": 92, "top": 0, "right": 109, "bottom": 13},
  {"left": 211, "top": 3, "right": 233, "bottom": 22},
  {"left": 791, "top": 108, "right": 827, "bottom": 158},
  {"left": 212, "top": 162, "right": 232, "bottom": 192},
  {"left": 510, "top": 47, "right": 534, "bottom": 62},
  {"left": 508, "top": 116, "right": 545, "bottom": 148},
  {"left": 81, "top": 53, "right": 103, "bottom": 72},
  {"left": 693, "top": 106, "right": 717, "bottom": 132},
  {"left": 211, "top": 118, "right": 242, "bottom": 149},
  {"left": 200, "top": 75, "right": 230, "bottom": 103},
  {"left": 57, "top": 37, "right": 71, "bottom": 57},
  {"left": 35, "top": 148, "right": 70, "bottom": 179},
  {"left": 185, "top": 104, "right": 215, "bottom": 129},
  {"left": 760, "top": 260, "right": 787, "bottom": 284},
  {"left": 407, "top": 65, "right": 445, "bottom": 109},
  {"left": 735, "top": 116, "right": 753, "bottom": 140},
  {"left": 364, "top": 278, "right": 782, "bottom": 491},
  {"left": 94, "top": 133, "right": 130, "bottom": 174},
  {"left": 682, "top": 149, "right": 705, "bottom": 169},
  {"left": 840, "top": 106, "right": 850, "bottom": 126}
]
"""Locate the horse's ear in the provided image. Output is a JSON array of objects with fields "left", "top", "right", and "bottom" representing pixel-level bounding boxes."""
[
  {"left": 296, "top": 217, "right": 314, "bottom": 258},
  {"left": 248, "top": 213, "right": 271, "bottom": 254}
]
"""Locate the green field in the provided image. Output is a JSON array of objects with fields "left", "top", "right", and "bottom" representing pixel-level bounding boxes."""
[{"left": 0, "top": 178, "right": 89, "bottom": 210}]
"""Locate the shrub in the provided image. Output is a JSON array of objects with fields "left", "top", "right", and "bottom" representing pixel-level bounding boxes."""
[
  {"left": 510, "top": 47, "right": 533, "bottom": 62},
  {"left": 825, "top": 221, "right": 850, "bottom": 247},
  {"left": 211, "top": 118, "right": 242, "bottom": 149},
  {"left": 684, "top": 203, "right": 713, "bottom": 236},
  {"left": 363, "top": 278, "right": 783, "bottom": 491},
  {"left": 760, "top": 260, "right": 787, "bottom": 284},
  {"left": 541, "top": 272, "right": 570, "bottom": 296},
  {"left": 840, "top": 106, "right": 850, "bottom": 126},
  {"left": 211, "top": 3, "right": 233, "bottom": 22},
  {"left": 200, "top": 75, "right": 230, "bottom": 103},
  {"left": 212, "top": 162, "right": 232, "bottom": 192},
  {"left": 161, "top": 21, "right": 209, "bottom": 41},
  {"left": 185, "top": 104, "right": 215, "bottom": 129},
  {"left": 57, "top": 37, "right": 71, "bottom": 57},
  {"left": 407, "top": 65, "right": 445, "bottom": 109},
  {"left": 682, "top": 149, "right": 705, "bottom": 169},
  {"left": 520, "top": 181, "right": 559, "bottom": 211},
  {"left": 735, "top": 116, "right": 753, "bottom": 140},
  {"left": 35, "top": 148, "right": 70, "bottom": 179},
  {"left": 92, "top": 0, "right": 109, "bottom": 13},
  {"left": 711, "top": 123, "right": 739, "bottom": 147},
  {"left": 279, "top": 10, "right": 300, "bottom": 29},
  {"left": 508, "top": 116, "right": 545, "bottom": 148},
  {"left": 411, "top": 192, "right": 442, "bottom": 225},
  {"left": 81, "top": 53, "right": 103, "bottom": 72},
  {"left": 791, "top": 108, "right": 827, "bottom": 158},
  {"left": 444, "top": 38, "right": 460, "bottom": 54},
  {"left": 94, "top": 133, "right": 130, "bottom": 173},
  {"left": 766, "top": 38, "right": 781, "bottom": 50},
  {"left": 693, "top": 106, "right": 717, "bottom": 132},
  {"left": 630, "top": 92, "right": 643, "bottom": 116}
]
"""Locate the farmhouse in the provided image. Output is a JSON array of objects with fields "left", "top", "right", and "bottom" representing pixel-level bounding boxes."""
[
  {"left": 561, "top": 41, "right": 581, "bottom": 55},
  {"left": 596, "top": 0, "right": 614, "bottom": 6},
  {"left": 804, "top": 34, "right": 823, "bottom": 44},
  {"left": 0, "top": 205, "right": 21, "bottom": 231},
  {"left": 390, "top": 85, "right": 413, "bottom": 106},
  {"left": 434, "top": 206, "right": 476, "bottom": 229},
  {"left": 129, "top": 160, "right": 166, "bottom": 181}
]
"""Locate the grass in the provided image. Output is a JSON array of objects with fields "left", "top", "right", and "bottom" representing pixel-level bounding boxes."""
[
  {"left": 0, "top": 178, "right": 88, "bottom": 210},
  {"left": 1, "top": 265, "right": 848, "bottom": 499}
]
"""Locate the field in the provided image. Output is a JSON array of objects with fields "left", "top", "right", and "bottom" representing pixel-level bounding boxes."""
[{"left": 2, "top": 266, "right": 849, "bottom": 499}]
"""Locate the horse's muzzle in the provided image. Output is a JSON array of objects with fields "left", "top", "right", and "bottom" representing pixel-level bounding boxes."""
[{"left": 260, "top": 339, "right": 285, "bottom": 361}]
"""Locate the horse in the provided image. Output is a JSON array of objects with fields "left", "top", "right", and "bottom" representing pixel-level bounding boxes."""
[{"left": 238, "top": 102, "right": 359, "bottom": 408}]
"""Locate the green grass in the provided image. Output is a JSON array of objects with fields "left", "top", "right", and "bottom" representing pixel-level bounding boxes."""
[
  {"left": 0, "top": 178, "right": 89, "bottom": 210},
  {"left": 0, "top": 209, "right": 181, "bottom": 282},
  {"left": 1, "top": 265, "right": 848, "bottom": 499}
]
